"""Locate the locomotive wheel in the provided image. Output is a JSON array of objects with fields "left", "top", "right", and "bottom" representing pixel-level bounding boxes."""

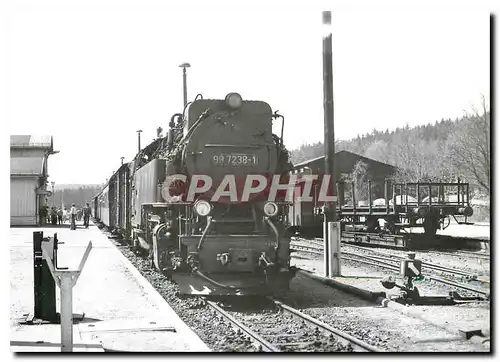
[{"left": 423, "top": 216, "right": 439, "bottom": 236}]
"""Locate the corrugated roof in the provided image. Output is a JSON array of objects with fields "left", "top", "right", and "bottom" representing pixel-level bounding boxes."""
[
  {"left": 10, "top": 135, "right": 52, "bottom": 149},
  {"left": 10, "top": 157, "right": 45, "bottom": 176},
  {"left": 293, "top": 155, "right": 325, "bottom": 168}
]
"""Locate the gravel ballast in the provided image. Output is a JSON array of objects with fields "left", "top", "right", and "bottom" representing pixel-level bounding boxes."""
[{"left": 104, "top": 229, "right": 489, "bottom": 352}]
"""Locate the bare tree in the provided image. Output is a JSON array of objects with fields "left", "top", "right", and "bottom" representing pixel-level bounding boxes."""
[
  {"left": 364, "top": 140, "right": 390, "bottom": 164},
  {"left": 352, "top": 160, "right": 369, "bottom": 202},
  {"left": 447, "top": 96, "right": 490, "bottom": 194}
]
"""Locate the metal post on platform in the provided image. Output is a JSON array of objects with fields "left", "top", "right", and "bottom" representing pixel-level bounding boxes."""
[
  {"left": 43, "top": 240, "right": 93, "bottom": 352},
  {"left": 33, "top": 231, "right": 57, "bottom": 321},
  {"left": 60, "top": 275, "right": 73, "bottom": 351},
  {"left": 328, "top": 222, "right": 341, "bottom": 276}
]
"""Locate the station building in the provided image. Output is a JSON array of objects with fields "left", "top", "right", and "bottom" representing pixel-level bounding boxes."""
[{"left": 10, "top": 135, "right": 57, "bottom": 226}]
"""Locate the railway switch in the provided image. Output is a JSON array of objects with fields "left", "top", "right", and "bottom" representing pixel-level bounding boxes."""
[{"left": 381, "top": 253, "right": 484, "bottom": 306}]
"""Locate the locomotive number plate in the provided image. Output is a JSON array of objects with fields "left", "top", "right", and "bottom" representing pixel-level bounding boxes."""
[{"left": 212, "top": 154, "right": 258, "bottom": 166}]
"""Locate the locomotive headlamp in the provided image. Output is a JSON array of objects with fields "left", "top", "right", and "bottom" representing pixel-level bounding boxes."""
[
  {"left": 263, "top": 201, "right": 278, "bottom": 217},
  {"left": 194, "top": 200, "right": 212, "bottom": 216},
  {"left": 225, "top": 93, "right": 243, "bottom": 109}
]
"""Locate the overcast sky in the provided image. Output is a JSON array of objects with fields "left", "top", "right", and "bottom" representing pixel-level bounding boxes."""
[{"left": 4, "top": 0, "right": 492, "bottom": 185}]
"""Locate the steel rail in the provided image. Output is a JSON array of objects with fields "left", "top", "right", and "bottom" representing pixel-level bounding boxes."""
[
  {"left": 428, "top": 250, "right": 490, "bottom": 260},
  {"left": 290, "top": 244, "right": 323, "bottom": 255},
  {"left": 270, "top": 299, "right": 382, "bottom": 352},
  {"left": 301, "top": 241, "right": 480, "bottom": 279},
  {"left": 341, "top": 254, "right": 489, "bottom": 296},
  {"left": 342, "top": 255, "right": 398, "bottom": 271},
  {"left": 204, "top": 300, "right": 280, "bottom": 352},
  {"left": 342, "top": 251, "right": 401, "bottom": 270},
  {"left": 292, "top": 242, "right": 489, "bottom": 295},
  {"left": 343, "top": 245, "right": 476, "bottom": 278}
]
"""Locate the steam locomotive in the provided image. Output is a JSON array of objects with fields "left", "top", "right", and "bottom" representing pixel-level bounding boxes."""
[{"left": 93, "top": 93, "right": 296, "bottom": 295}]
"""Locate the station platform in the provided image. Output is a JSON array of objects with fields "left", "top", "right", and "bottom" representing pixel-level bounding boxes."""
[{"left": 10, "top": 222, "right": 210, "bottom": 352}]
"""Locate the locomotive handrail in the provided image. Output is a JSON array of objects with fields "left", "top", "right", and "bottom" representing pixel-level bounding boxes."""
[
  {"left": 211, "top": 218, "right": 255, "bottom": 223},
  {"left": 204, "top": 144, "right": 265, "bottom": 148},
  {"left": 142, "top": 202, "right": 192, "bottom": 207}
]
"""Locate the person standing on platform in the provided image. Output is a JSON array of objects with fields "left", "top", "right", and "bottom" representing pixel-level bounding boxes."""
[
  {"left": 70, "top": 203, "right": 77, "bottom": 230},
  {"left": 57, "top": 208, "right": 63, "bottom": 225},
  {"left": 83, "top": 202, "right": 91, "bottom": 228},
  {"left": 51, "top": 207, "right": 58, "bottom": 225}
]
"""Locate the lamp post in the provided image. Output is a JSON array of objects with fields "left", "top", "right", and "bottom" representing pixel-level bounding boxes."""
[
  {"left": 51, "top": 181, "right": 55, "bottom": 208},
  {"left": 136, "top": 130, "right": 143, "bottom": 153},
  {"left": 179, "top": 63, "right": 191, "bottom": 107}
]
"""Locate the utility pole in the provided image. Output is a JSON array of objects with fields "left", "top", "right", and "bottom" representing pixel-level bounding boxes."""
[
  {"left": 136, "top": 130, "right": 143, "bottom": 153},
  {"left": 322, "top": 11, "right": 340, "bottom": 277},
  {"left": 179, "top": 63, "right": 191, "bottom": 107}
]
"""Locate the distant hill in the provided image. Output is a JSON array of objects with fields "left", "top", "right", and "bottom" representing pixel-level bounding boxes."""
[
  {"left": 50, "top": 185, "right": 102, "bottom": 208},
  {"left": 290, "top": 109, "right": 490, "bottom": 197},
  {"left": 54, "top": 184, "right": 101, "bottom": 190}
]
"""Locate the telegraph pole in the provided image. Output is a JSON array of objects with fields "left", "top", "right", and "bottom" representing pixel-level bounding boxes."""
[
  {"left": 322, "top": 11, "right": 340, "bottom": 277},
  {"left": 179, "top": 63, "right": 191, "bottom": 107}
]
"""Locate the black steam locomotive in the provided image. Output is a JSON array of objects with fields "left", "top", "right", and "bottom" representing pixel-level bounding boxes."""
[{"left": 93, "top": 93, "right": 295, "bottom": 295}]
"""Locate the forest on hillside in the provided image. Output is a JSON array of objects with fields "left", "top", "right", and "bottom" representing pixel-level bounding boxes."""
[
  {"left": 49, "top": 185, "right": 102, "bottom": 209},
  {"left": 290, "top": 98, "right": 490, "bottom": 198}
]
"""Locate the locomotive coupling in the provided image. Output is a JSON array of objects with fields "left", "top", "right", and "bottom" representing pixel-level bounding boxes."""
[{"left": 187, "top": 252, "right": 200, "bottom": 271}]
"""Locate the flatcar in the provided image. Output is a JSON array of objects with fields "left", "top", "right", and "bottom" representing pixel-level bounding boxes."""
[
  {"left": 290, "top": 172, "right": 474, "bottom": 237},
  {"left": 93, "top": 93, "right": 295, "bottom": 295}
]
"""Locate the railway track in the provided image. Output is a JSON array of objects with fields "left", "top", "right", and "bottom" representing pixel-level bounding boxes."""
[
  {"left": 302, "top": 231, "right": 490, "bottom": 252},
  {"left": 108, "top": 228, "right": 488, "bottom": 352},
  {"left": 290, "top": 241, "right": 490, "bottom": 297},
  {"left": 424, "top": 249, "right": 490, "bottom": 260},
  {"left": 204, "top": 298, "right": 381, "bottom": 352}
]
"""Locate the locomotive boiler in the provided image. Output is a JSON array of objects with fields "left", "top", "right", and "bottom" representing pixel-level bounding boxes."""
[{"left": 96, "top": 93, "right": 295, "bottom": 295}]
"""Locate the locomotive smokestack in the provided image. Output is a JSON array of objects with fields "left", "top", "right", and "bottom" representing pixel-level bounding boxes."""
[{"left": 179, "top": 63, "right": 191, "bottom": 108}]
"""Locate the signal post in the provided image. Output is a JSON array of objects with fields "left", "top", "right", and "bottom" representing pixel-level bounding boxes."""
[{"left": 322, "top": 11, "right": 341, "bottom": 277}]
